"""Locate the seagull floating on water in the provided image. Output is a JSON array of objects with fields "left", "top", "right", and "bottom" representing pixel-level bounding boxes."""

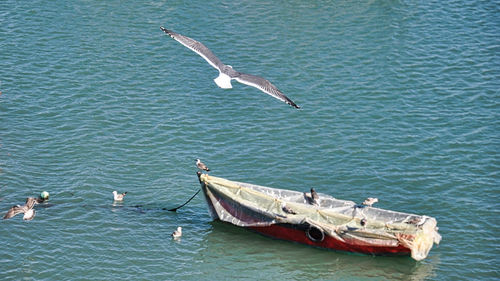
[
  {"left": 113, "top": 191, "right": 128, "bottom": 201},
  {"left": 362, "top": 197, "right": 378, "bottom": 207},
  {"left": 196, "top": 159, "right": 210, "bottom": 172},
  {"left": 160, "top": 27, "right": 300, "bottom": 109},
  {"left": 3, "top": 197, "right": 39, "bottom": 221},
  {"left": 172, "top": 226, "right": 182, "bottom": 239}
]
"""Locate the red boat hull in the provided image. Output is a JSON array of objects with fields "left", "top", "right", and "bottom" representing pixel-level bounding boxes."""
[{"left": 247, "top": 224, "right": 411, "bottom": 256}]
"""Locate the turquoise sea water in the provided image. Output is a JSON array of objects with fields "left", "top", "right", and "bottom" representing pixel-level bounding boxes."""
[{"left": 1, "top": 1, "right": 498, "bottom": 280}]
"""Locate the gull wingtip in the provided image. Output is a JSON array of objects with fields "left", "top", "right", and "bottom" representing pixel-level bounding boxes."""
[{"left": 160, "top": 26, "right": 170, "bottom": 33}]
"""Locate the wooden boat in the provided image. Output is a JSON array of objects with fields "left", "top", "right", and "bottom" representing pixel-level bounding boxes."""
[{"left": 197, "top": 173, "right": 441, "bottom": 261}]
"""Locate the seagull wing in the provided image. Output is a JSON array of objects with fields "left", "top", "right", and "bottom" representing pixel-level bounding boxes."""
[
  {"left": 161, "top": 27, "right": 225, "bottom": 71},
  {"left": 3, "top": 205, "right": 24, "bottom": 219},
  {"left": 234, "top": 73, "right": 300, "bottom": 109},
  {"left": 26, "top": 197, "right": 38, "bottom": 208},
  {"left": 311, "top": 188, "right": 319, "bottom": 201}
]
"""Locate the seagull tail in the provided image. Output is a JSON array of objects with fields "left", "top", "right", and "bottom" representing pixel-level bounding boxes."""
[
  {"left": 23, "top": 209, "right": 35, "bottom": 221},
  {"left": 214, "top": 73, "right": 233, "bottom": 89}
]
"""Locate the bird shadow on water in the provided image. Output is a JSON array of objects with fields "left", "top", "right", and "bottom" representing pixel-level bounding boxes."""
[{"left": 201, "top": 221, "right": 441, "bottom": 280}]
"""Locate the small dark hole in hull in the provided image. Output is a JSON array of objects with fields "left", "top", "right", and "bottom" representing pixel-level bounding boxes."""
[{"left": 306, "top": 225, "right": 324, "bottom": 242}]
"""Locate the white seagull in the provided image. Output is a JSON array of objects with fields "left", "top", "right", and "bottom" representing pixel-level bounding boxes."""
[
  {"left": 196, "top": 159, "right": 210, "bottom": 172},
  {"left": 172, "top": 226, "right": 182, "bottom": 239},
  {"left": 160, "top": 27, "right": 300, "bottom": 109},
  {"left": 3, "top": 197, "right": 39, "bottom": 221},
  {"left": 113, "top": 191, "right": 128, "bottom": 201}
]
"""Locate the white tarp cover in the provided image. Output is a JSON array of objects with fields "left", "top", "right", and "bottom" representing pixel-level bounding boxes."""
[{"left": 199, "top": 174, "right": 441, "bottom": 261}]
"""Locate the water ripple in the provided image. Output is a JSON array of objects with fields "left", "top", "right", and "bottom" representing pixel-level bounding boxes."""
[{"left": 1, "top": 0, "right": 498, "bottom": 280}]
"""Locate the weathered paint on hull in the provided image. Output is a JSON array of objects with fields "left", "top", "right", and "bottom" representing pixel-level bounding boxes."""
[{"left": 248, "top": 224, "right": 411, "bottom": 256}]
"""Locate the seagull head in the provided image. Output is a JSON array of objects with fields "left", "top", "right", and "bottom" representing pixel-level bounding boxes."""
[{"left": 222, "top": 65, "right": 235, "bottom": 72}]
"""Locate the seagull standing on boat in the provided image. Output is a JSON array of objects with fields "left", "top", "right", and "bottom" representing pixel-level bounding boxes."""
[
  {"left": 282, "top": 203, "right": 297, "bottom": 215},
  {"left": 160, "top": 27, "right": 300, "bottom": 109},
  {"left": 3, "top": 197, "right": 39, "bottom": 221},
  {"left": 172, "top": 226, "right": 182, "bottom": 239},
  {"left": 362, "top": 197, "right": 378, "bottom": 207},
  {"left": 196, "top": 159, "right": 210, "bottom": 172},
  {"left": 406, "top": 216, "right": 423, "bottom": 225},
  {"left": 310, "top": 188, "right": 319, "bottom": 206},
  {"left": 113, "top": 191, "right": 127, "bottom": 201},
  {"left": 304, "top": 188, "right": 319, "bottom": 206}
]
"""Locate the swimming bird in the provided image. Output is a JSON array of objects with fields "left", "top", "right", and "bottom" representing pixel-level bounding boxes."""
[
  {"left": 362, "top": 197, "right": 378, "bottom": 207},
  {"left": 172, "top": 226, "right": 182, "bottom": 239},
  {"left": 196, "top": 159, "right": 210, "bottom": 172},
  {"left": 113, "top": 191, "right": 128, "bottom": 201},
  {"left": 160, "top": 27, "right": 300, "bottom": 109},
  {"left": 3, "top": 197, "right": 39, "bottom": 221}
]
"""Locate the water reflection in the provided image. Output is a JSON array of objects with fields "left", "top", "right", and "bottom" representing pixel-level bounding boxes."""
[
  {"left": 111, "top": 200, "right": 124, "bottom": 211},
  {"left": 200, "top": 221, "right": 440, "bottom": 280}
]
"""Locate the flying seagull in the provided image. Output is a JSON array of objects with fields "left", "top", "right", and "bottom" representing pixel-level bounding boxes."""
[
  {"left": 362, "top": 197, "right": 378, "bottom": 207},
  {"left": 172, "top": 226, "right": 182, "bottom": 239},
  {"left": 3, "top": 197, "right": 39, "bottom": 221},
  {"left": 113, "top": 191, "right": 128, "bottom": 201},
  {"left": 160, "top": 27, "right": 300, "bottom": 109},
  {"left": 196, "top": 159, "right": 210, "bottom": 172}
]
